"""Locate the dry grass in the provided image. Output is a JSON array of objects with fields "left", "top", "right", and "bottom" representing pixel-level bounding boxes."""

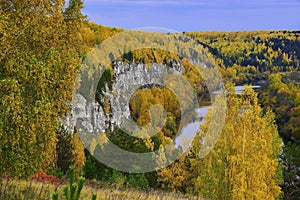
[{"left": 0, "top": 179, "right": 204, "bottom": 200}]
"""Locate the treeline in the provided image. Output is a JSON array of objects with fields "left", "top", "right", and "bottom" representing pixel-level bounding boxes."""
[{"left": 187, "top": 31, "right": 300, "bottom": 84}]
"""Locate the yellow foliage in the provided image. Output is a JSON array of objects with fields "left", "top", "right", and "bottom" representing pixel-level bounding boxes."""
[{"left": 71, "top": 133, "right": 86, "bottom": 172}]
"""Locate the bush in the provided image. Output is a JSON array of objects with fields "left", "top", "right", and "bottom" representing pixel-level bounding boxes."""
[
  {"left": 51, "top": 166, "right": 97, "bottom": 200},
  {"left": 125, "top": 174, "right": 149, "bottom": 190},
  {"left": 46, "top": 167, "right": 65, "bottom": 179},
  {"left": 32, "top": 170, "right": 61, "bottom": 184},
  {"left": 83, "top": 150, "right": 152, "bottom": 190},
  {"left": 111, "top": 171, "right": 126, "bottom": 188}
]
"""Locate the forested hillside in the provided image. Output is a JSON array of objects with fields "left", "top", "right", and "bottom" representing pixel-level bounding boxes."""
[
  {"left": 1, "top": 1, "right": 300, "bottom": 199},
  {"left": 79, "top": 28, "right": 300, "bottom": 199},
  {"left": 188, "top": 30, "right": 300, "bottom": 199},
  {"left": 187, "top": 31, "right": 300, "bottom": 84}
]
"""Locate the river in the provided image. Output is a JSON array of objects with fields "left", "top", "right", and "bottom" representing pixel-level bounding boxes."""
[{"left": 175, "top": 85, "right": 261, "bottom": 150}]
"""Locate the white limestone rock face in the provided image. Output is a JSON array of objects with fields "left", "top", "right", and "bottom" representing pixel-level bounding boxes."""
[
  {"left": 63, "top": 94, "right": 108, "bottom": 134},
  {"left": 63, "top": 60, "right": 183, "bottom": 134}
]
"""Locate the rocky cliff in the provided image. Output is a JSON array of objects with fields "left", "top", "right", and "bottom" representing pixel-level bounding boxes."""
[{"left": 63, "top": 60, "right": 184, "bottom": 134}]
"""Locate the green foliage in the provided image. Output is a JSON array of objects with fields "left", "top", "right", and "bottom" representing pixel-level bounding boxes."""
[
  {"left": 125, "top": 174, "right": 150, "bottom": 190},
  {"left": 56, "top": 128, "right": 85, "bottom": 174},
  {"left": 83, "top": 149, "right": 153, "bottom": 190},
  {"left": 110, "top": 170, "right": 126, "bottom": 187},
  {"left": 1, "top": 2, "right": 299, "bottom": 197},
  {"left": 46, "top": 167, "right": 64, "bottom": 179},
  {"left": 52, "top": 192, "right": 58, "bottom": 200},
  {"left": 56, "top": 128, "right": 74, "bottom": 174},
  {"left": 145, "top": 31, "right": 299, "bottom": 199},
  {"left": 260, "top": 73, "right": 300, "bottom": 143},
  {"left": 95, "top": 69, "right": 114, "bottom": 110},
  {"left": 281, "top": 143, "right": 300, "bottom": 199},
  {"left": 56, "top": 166, "right": 97, "bottom": 200},
  {"left": 258, "top": 72, "right": 300, "bottom": 199},
  {"left": 187, "top": 31, "right": 300, "bottom": 84},
  {"left": 83, "top": 150, "right": 104, "bottom": 180}
]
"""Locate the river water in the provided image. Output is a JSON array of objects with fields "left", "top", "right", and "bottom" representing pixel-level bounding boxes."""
[{"left": 175, "top": 85, "right": 261, "bottom": 150}]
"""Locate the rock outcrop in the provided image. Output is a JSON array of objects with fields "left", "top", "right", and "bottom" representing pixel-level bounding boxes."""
[{"left": 63, "top": 60, "right": 184, "bottom": 134}]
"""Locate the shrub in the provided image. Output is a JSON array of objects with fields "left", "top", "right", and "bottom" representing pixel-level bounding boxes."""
[
  {"left": 46, "top": 167, "right": 65, "bottom": 179},
  {"left": 32, "top": 170, "right": 61, "bottom": 184},
  {"left": 51, "top": 166, "right": 97, "bottom": 200},
  {"left": 125, "top": 174, "right": 149, "bottom": 190}
]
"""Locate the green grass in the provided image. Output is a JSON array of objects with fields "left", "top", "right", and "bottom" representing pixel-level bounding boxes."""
[{"left": 0, "top": 179, "right": 204, "bottom": 200}]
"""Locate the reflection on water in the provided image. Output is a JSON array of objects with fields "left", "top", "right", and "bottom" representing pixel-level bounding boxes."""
[
  {"left": 235, "top": 85, "right": 261, "bottom": 95},
  {"left": 175, "top": 85, "right": 261, "bottom": 151},
  {"left": 175, "top": 106, "right": 209, "bottom": 150}
]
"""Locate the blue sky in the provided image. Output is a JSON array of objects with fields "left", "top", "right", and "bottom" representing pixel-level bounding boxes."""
[{"left": 82, "top": 0, "right": 300, "bottom": 32}]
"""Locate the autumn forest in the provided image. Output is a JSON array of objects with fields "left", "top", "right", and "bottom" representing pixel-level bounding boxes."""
[{"left": 1, "top": 0, "right": 300, "bottom": 200}]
